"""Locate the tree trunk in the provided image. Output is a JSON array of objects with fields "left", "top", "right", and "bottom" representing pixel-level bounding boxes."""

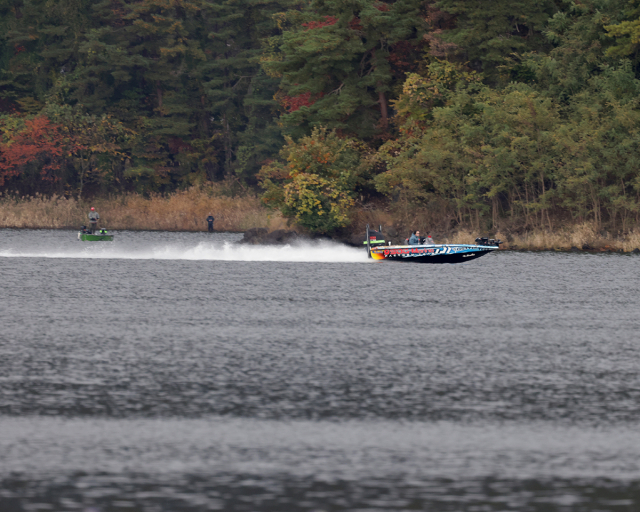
[
  {"left": 377, "top": 84, "right": 388, "bottom": 131},
  {"left": 223, "top": 114, "right": 232, "bottom": 175},
  {"left": 492, "top": 196, "right": 498, "bottom": 230},
  {"left": 201, "top": 94, "right": 208, "bottom": 136},
  {"left": 590, "top": 184, "right": 601, "bottom": 230},
  {"left": 79, "top": 150, "right": 86, "bottom": 199}
]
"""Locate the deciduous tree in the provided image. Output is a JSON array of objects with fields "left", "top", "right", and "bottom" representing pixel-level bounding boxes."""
[
  {"left": 259, "top": 127, "right": 363, "bottom": 232},
  {"left": 0, "top": 115, "right": 65, "bottom": 190}
]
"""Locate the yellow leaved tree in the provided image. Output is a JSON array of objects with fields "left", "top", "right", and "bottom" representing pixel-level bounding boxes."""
[{"left": 259, "top": 127, "right": 365, "bottom": 234}]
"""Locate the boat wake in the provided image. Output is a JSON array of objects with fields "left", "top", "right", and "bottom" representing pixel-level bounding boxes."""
[{"left": 0, "top": 239, "right": 368, "bottom": 263}]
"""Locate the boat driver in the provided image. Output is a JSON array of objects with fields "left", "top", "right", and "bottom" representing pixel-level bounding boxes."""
[
  {"left": 88, "top": 207, "right": 100, "bottom": 234},
  {"left": 409, "top": 231, "right": 422, "bottom": 245}
]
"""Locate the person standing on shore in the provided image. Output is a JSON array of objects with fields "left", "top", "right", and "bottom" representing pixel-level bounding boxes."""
[
  {"left": 206, "top": 213, "right": 215, "bottom": 233},
  {"left": 88, "top": 207, "right": 100, "bottom": 234}
]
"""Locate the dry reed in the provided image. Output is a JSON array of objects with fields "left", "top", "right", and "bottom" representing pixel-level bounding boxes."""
[
  {"left": 3, "top": 191, "right": 640, "bottom": 251},
  {"left": 0, "top": 187, "right": 287, "bottom": 232},
  {"left": 353, "top": 204, "right": 640, "bottom": 251},
  {"left": 448, "top": 223, "right": 640, "bottom": 252}
]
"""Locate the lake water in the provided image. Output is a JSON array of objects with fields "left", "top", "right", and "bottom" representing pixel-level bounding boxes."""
[{"left": 1, "top": 229, "right": 640, "bottom": 511}]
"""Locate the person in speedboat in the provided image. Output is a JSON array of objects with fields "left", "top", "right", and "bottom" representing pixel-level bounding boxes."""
[{"left": 408, "top": 230, "right": 436, "bottom": 245}]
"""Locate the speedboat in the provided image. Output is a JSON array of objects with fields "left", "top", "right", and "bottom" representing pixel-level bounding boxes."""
[{"left": 364, "top": 225, "right": 500, "bottom": 264}]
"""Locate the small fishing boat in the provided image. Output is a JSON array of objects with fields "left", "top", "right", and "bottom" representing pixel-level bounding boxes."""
[
  {"left": 78, "top": 227, "right": 114, "bottom": 242},
  {"left": 364, "top": 225, "right": 500, "bottom": 264}
]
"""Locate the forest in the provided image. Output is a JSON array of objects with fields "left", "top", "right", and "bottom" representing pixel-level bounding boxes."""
[{"left": 2, "top": 0, "right": 640, "bottom": 236}]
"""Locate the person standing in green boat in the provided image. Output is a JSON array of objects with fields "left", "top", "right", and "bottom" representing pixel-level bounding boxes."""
[{"left": 88, "top": 207, "right": 100, "bottom": 234}]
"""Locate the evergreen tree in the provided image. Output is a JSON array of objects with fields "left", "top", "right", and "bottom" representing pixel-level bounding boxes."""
[
  {"left": 0, "top": 0, "right": 92, "bottom": 111},
  {"left": 198, "top": 0, "right": 294, "bottom": 179},
  {"left": 433, "top": 0, "right": 559, "bottom": 81},
  {"left": 262, "top": 0, "right": 426, "bottom": 139},
  {"left": 524, "top": 0, "right": 626, "bottom": 99},
  {"left": 605, "top": 0, "right": 640, "bottom": 72},
  {"left": 60, "top": 0, "right": 291, "bottom": 185}
]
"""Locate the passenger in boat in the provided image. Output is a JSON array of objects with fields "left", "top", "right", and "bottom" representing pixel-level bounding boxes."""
[
  {"left": 88, "top": 207, "right": 100, "bottom": 234},
  {"left": 409, "top": 231, "right": 421, "bottom": 245},
  {"left": 206, "top": 213, "right": 215, "bottom": 233}
]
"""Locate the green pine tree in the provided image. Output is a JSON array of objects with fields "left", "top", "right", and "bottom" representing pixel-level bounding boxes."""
[
  {"left": 262, "top": 0, "right": 426, "bottom": 139},
  {"left": 433, "top": 0, "right": 558, "bottom": 82}
]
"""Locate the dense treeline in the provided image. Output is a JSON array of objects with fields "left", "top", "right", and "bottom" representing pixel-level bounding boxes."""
[
  {"left": 1, "top": 0, "right": 293, "bottom": 194},
  {"left": 2, "top": 0, "right": 640, "bottom": 233}
]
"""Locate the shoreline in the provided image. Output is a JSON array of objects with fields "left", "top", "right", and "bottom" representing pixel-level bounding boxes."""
[
  {"left": 1, "top": 225, "right": 639, "bottom": 254},
  {"left": 0, "top": 188, "right": 287, "bottom": 233},
  {"left": 2, "top": 191, "right": 640, "bottom": 253},
  {"left": 0, "top": 226, "right": 245, "bottom": 233}
]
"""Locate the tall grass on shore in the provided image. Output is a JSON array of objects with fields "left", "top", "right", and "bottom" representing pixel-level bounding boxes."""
[
  {"left": 448, "top": 224, "right": 640, "bottom": 252},
  {"left": 355, "top": 206, "right": 640, "bottom": 252},
  {"left": 3, "top": 190, "right": 640, "bottom": 251},
  {"left": 0, "top": 188, "right": 287, "bottom": 232}
]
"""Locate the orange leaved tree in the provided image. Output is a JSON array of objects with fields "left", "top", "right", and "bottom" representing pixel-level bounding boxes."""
[{"left": 0, "top": 116, "right": 67, "bottom": 190}]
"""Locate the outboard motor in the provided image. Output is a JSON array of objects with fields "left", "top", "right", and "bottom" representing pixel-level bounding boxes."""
[
  {"left": 364, "top": 230, "right": 386, "bottom": 247},
  {"left": 475, "top": 237, "right": 502, "bottom": 247},
  {"left": 365, "top": 224, "right": 386, "bottom": 258}
]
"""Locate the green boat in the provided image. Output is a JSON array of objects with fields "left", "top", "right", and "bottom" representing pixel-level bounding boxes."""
[
  {"left": 79, "top": 233, "right": 113, "bottom": 241},
  {"left": 78, "top": 228, "right": 114, "bottom": 241}
]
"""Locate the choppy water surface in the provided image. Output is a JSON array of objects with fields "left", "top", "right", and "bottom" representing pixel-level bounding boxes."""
[{"left": 1, "top": 229, "right": 640, "bottom": 511}]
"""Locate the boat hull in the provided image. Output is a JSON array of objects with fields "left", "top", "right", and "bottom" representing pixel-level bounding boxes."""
[
  {"left": 79, "top": 234, "right": 114, "bottom": 242},
  {"left": 370, "top": 244, "right": 498, "bottom": 263}
]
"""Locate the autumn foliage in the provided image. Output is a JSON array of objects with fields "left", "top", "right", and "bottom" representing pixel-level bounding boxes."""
[
  {"left": 259, "top": 127, "right": 362, "bottom": 233},
  {"left": 374, "top": 3, "right": 391, "bottom": 12},
  {"left": 0, "top": 116, "right": 67, "bottom": 186},
  {"left": 4, "top": 0, "right": 640, "bottom": 239},
  {"left": 302, "top": 16, "right": 338, "bottom": 30},
  {"left": 281, "top": 92, "right": 325, "bottom": 112}
]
